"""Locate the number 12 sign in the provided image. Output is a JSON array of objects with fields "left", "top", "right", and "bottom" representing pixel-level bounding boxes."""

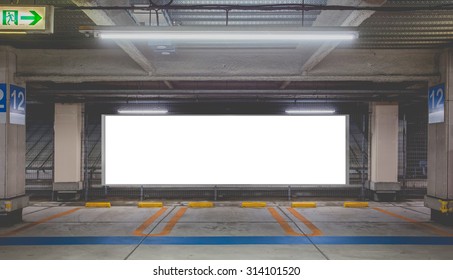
[
  {"left": 0, "top": 83, "right": 6, "bottom": 124},
  {"left": 0, "top": 83, "right": 6, "bottom": 113},
  {"left": 10, "top": 84, "right": 26, "bottom": 125},
  {"left": 428, "top": 83, "right": 445, "bottom": 124}
]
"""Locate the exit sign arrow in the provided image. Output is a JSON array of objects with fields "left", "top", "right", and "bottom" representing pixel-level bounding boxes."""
[
  {"left": 0, "top": 5, "right": 53, "bottom": 33},
  {"left": 20, "top": 10, "right": 42, "bottom": 25}
]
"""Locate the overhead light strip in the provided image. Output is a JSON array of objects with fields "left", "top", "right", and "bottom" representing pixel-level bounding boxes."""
[
  {"left": 286, "top": 110, "right": 336, "bottom": 114},
  {"left": 0, "top": 31, "right": 27, "bottom": 35},
  {"left": 117, "top": 109, "right": 168, "bottom": 114},
  {"left": 98, "top": 31, "right": 358, "bottom": 41}
]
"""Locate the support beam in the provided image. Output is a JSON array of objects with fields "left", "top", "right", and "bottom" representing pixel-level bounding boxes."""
[
  {"left": 53, "top": 103, "right": 83, "bottom": 199},
  {"left": 30, "top": 89, "right": 421, "bottom": 96},
  {"left": 114, "top": 42, "right": 154, "bottom": 74},
  {"left": 367, "top": 102, "right": 400, "bottom": 201},
  {"left": 16, "top": 74, "right": 439, "bottom": 83},
  {"left": 425, "top": 49, "right": 453, "bottom": 225},
  {"left": 72, "top": 0, "right": 155, "bottom": 74},
  {"left": 300, "top": 44, "right": 340, "bottom": 75},
  {"left": 300, "top": 0, "right": 387, "bottom": 74},
  {"left": 0, "top": 47, "right": 28, "bottom": 224},
  {"left": 15, "top": 47, "right": 439, "bottom": 83}
]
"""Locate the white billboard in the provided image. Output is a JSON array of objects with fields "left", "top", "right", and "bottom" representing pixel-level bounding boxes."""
[{"left": 103, "top": 115, "right": 348, "bottom": 185}]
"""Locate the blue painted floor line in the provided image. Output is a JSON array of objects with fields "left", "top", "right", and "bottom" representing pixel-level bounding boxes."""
[
  {"left": 142, "top": 236, "right": 311, "bottom": 245},
  {"left": 0, "top": 236, "right": 143, "bottom": 246},
  {"left": 311, "top": 236, "right": 453, "bottom": 245},
  {"left": 0, "top": 236, "right": 453, "bottom": 246},
  {"left": 1, "top": 236, "right": 453, "bottom": 246}
]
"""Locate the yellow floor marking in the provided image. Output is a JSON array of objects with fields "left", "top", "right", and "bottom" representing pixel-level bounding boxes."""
[
  {"left": 0, "top": 208, "right": 81, "bottom": 237},
  {"left": 148, "top": 207, "right": 187, "bottom": 236},
  {"left": 268, "top": 207, "right": 323, "bottom": 237},
  {"left": 373, "top": 207, "right": 453, "bottom": 237},
  {"left": 287, "top": 207, "right": 323, "bottom": 236},
  {"left": 268, "top": 208, "right": 303, "bottom": 236},
  {"left": 133, "top": 207, "right": 168, "bottom": 236},
  {"left": 134, "top": 207, "right": 187, "bottom": 237}
]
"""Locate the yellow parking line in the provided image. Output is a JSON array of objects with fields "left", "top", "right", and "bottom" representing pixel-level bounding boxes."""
[
  {"left": 287, "top": 208, "right": 323, "bottom": 236},
  {"left": 149, "top": 207, "right": 187, "bottom": 236},
  {"left": 373, "top": 207, "right": 453, "bottom": 237},
  {"left": 133, "top": 207, "right": 168, "bottom": 236},
  {"left": 268, "top": 207, "right": 323, "bottom": 237},
  {"left": 1, "top": 208, "right": 81, "bottom": 237},
  {"left": 134, "top": 207, "right": 187, "bottom": 237},
  {"left": 268, "top": 208, "right": 302, "bottom": 236}
]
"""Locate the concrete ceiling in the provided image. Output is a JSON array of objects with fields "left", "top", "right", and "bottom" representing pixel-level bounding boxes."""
[{"left": 0, "top": 0, "right": 451, "bottom": 103}]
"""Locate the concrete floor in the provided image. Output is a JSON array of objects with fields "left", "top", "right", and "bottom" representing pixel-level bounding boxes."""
[{"left": 0, "top": 200, "right": 453, "bottom": 260}]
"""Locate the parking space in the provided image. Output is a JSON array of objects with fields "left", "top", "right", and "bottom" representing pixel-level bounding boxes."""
[
  {"left": 1, "top": 201, "right": 453, "bottom": 259},
  {"left": 150, "top": 207, "right": 297, "bottom": 236},
  {"left": 283, "top": 206, "right": 453, "bottom": 237}
]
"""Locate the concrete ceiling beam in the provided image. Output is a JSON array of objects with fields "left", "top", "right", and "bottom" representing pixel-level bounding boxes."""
[
  {"left": 299, "top": 0, "right": 387, "bottom": 75},
  {"left": 72, "top": 0, "right": 156, "bottom": 74},
  {"left": 15, "top": 47, "right": 439, "bottom": 84},
  {"left": 16, "top": 74, "right": 438, "bottom": 84}
]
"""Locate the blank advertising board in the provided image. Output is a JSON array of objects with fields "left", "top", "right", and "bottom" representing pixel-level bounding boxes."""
[{"left": 103, "top": 115, "right": 348, "bottom": 185}]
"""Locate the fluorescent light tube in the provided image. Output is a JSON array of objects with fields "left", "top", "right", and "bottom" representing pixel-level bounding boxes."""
[
  {"left": 98, "top": 31, "right": 358, "bottom": 41},
  {"left": 118, "top": 109, "right": 168, "bottom": 114},
  {"left": 0, "top": 31, "right": 27, "bottom": 35},
  {"left": 286, "top": 110, "right": 336, "bottom": 114}
]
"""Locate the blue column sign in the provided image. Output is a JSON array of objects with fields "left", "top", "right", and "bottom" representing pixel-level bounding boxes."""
[
  {"left": 0, "top": 83, "right": 6, "bottom": 112},
  {"left": 9, "top": 84, "right": 26, "bottom": 125},
  {"left": 0, "top": 83, "right": 6, "bottom": 124},
  {"left": 428, "top": 83, "right": 445, "bottom": 124}
]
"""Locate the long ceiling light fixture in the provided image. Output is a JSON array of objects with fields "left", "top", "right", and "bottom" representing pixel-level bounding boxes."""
[
  {"left": 286, "top": 109, "right": 336, "bottom": 114},
  {"left": 117, "top": 109, "right": 168, "bottom": 114},
  {"left": 80, "top": 26, "right": 358, "bottom": 42}
]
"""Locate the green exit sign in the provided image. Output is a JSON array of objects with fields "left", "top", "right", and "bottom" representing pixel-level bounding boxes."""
[{"left": 0, "top": 5, "right": 53, "bottom": 34}]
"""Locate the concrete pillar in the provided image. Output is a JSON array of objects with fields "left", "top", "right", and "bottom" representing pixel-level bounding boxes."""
[
  {"left": 425, "top": 49, "right": 453, "bottom": 225},
  {"left": 53, "top": 103, "right": 83, "bottom": 198},
  {"left": 0, "top": 47, "right": 28, "bottom": 224},
  {"left": 367, "top": 102, "right": 400, "bottom": 201}
]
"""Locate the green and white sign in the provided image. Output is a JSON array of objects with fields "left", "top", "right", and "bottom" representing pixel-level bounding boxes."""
[{"left": 0, "top": 6, "right": 53, "bottom": 33}]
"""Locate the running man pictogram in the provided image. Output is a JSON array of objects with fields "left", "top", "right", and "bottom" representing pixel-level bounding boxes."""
[{"left": 3, "top": 10, "right": 18, "bottom": 25}]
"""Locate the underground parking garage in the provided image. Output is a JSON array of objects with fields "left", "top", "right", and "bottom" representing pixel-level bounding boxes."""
[{"left": 1, "top": 0, "right": 453, "bottom": 276}]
